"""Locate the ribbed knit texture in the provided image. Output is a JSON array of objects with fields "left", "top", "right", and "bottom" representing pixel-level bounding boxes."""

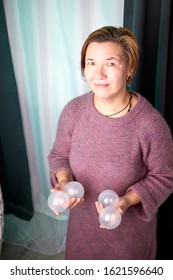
[{"left": 48, "top": 92, "right": 173, "bottom": 259}]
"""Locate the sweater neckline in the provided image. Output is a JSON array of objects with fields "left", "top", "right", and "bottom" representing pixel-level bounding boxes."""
[{"left": 87, "top": 91, "right": 146, "bottom": 126}]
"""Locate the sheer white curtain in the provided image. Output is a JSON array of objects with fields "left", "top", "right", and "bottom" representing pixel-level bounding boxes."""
[{"left": 3, "top": 0, "right": 124, "bottom": 255}]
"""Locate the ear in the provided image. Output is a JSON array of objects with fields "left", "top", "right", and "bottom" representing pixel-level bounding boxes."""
[{"left": 128, "top": 67, "right": 134, "bottom": 77}]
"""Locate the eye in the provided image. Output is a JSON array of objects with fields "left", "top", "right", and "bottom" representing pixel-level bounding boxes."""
[
  {"left": 86, "top": 61, "right": 95, "bottom": 66},
  {"left": 107, "top": 62, "right": 115, "bottom": 66}
]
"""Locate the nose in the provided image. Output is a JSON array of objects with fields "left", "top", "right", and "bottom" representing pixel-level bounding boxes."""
[{"left": 94, "top": 66, "right": 106, "bottom": 80}]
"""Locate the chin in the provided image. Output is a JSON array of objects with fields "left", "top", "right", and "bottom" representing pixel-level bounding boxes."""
[{"left": 93, "top": 90, "right": 112, "bottom": 99}]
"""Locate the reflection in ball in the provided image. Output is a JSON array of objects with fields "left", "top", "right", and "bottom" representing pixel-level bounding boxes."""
[
  {"left": 99, "top": 206, "right": 122, "bottom": 229},
  {"left": 64, "top": 181, "right": 85, "bottom": 198}
]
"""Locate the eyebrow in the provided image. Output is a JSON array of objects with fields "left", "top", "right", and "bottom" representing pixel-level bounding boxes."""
[
  {"left": 107, "top": 57, "right": 116, "bottom": 60},
  {"left": 106, "top": 57, "right": 120, "bottom": 61},
  {"left": 85, "top": 57, "right": 120, "bottom": 61}
]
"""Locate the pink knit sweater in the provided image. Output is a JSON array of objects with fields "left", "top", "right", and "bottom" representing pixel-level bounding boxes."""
[{"left": 48, "top": 92, "right": 173, "bottom": 259}]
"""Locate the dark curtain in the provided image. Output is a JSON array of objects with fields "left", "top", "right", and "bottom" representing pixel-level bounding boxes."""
[
  {"left": 0, "top": 1, "right": 33, "bottom": 220},
  {"left": 124, "top": 0, "right": 173, "bottom": 259}
]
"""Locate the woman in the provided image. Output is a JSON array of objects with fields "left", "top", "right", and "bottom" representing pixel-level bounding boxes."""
[{"left": 48, "top": 26, "right": 173, "bottom": 259}]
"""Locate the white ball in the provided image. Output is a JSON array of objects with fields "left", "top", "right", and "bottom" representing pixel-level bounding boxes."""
[
  {"left": 64, "top": 181, "right": 84, "bottom": 198},
  {"left": 98, "top": 189, "right": 119, "bottom": 208},
  {"left": 48, "top": 191, "right": 70, "bottom": 213},
  {"left": 99, "top": 206, "right": 121, "bottom": 229}
]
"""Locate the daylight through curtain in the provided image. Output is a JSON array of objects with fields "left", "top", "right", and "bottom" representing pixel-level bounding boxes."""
[{"left": 3, "top": 0, "right": 124, "bottom": 255}]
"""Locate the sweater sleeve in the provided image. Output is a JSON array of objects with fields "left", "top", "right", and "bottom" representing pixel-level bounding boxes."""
[
  {"left": 48, "top": 102, "right": 75, "bottom": 186},
  {"left": 48, "top": 95, "right": 86, "bottom": 186},
  {"left": 127, "top": 113, "right": 173, "bottom": 221}
]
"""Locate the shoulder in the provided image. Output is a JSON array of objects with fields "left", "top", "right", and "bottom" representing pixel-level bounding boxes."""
[
  {"left": 63, "top": 92, "right": 89, "bottom": 114},
  {"left": 136, "top": 94, "right": 172, "bottom": 141},
  {"left": 58, "top": 92, "right": 90, "bottom": 130},
  {"left": 136, "top": 94, "right": 168, "bottom": 128}
]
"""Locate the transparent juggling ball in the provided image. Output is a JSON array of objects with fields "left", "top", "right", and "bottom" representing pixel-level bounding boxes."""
[
  {"left": 64, "top": 181, "right": 85, "bottom": 198},
  {"left": 48, "top": 190, "right": 70, "bottom": 213},
  {"left": 48, "top": 181, "right": 85, "bottom": 213},
  {"left": 98, "top": 189, "right": 119, "bottom": 207},
  {"left": 98, "top": 189, "right": 121, "bottom": 229},
  {"left": 99, "top": 205, "right": 122, "bottom": 229}
]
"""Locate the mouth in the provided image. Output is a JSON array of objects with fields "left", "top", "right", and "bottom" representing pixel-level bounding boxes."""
[{"left": 94, "top": 83, "right": 109, "bottom": 88}]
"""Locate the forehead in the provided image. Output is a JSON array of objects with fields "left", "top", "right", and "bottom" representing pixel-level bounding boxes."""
[{"left": 85, "top": 41, "right": 124, "bottom": 59}]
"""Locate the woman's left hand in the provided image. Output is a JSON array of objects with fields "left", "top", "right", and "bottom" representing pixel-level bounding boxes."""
[
  {"left": 95, "top": 201, "right": 104, "bottom": 214},
  {"left": 95, "top": 190, "right": 141, "bottom": 229},
  {"left": 117, "top": 191, "right": 141, "bottom": 215}
]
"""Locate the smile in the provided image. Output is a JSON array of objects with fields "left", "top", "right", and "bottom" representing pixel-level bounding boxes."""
[{"left": 94, "top": 83, "right": 109, "bottom": 87}]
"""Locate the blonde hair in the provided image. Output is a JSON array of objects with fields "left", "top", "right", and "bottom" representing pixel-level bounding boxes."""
[{"left": 81, "top": 26, "right": 139, "bottom": 85}]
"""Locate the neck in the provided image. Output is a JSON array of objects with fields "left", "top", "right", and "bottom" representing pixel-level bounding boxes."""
[{"left": 94, "top": 91, "right": 131, "bottom": 117}]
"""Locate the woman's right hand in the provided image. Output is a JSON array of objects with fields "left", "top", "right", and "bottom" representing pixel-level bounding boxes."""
[
  {"left": 51, "top": 180, "right": 84, "bottom": 216},
  {"left": 53, "top": 179, "right": 68, "bottom": 191}
]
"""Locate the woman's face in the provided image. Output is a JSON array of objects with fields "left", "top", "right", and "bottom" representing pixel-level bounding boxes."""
[{"left": 84, "top": 41, "right": 130, "bottom": 101}]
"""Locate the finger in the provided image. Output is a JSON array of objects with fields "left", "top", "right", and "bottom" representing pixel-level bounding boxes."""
[
  {"left": 95, "top": 201, "right": 100, "bottom": 213},
  {"left": 72, "top": 198, "right": 81, "bottom": 208},
  {"left": 77, "top": 198, "right": 84, "bottom": 205},
  {"left": 117, "top": 200, "right": 126, "bottom": 215},
  {"left": 118, "top": 207, "right": 124, "bottom": 215},
  {"left": 95, "top": 201, "right": 104, "bottom": 213},
  {"left": 70, "top": 198, "right": 83, "bottom": 209},
  {"left": 53, "top": 181, "right": 68, "bottom": 191},
  {"left": 51, "top": 184, "right": 61, "bottom": 192},
  {"left": 55, "top": 184, "right": 64, "bottom": 191},
  {"left": 68, "top": 198, "right": 77, "bottom": 209},
  {"left": 99, "top": 224, "right": 109, "bottom": 229}
]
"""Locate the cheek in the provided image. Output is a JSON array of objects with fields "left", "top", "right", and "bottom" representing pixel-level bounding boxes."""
[
  {"left": 110, "top": 69, "right": 127, "bottom": 83},
  {"left": 108, "top": 72, "right": 120, "bottom": 82},
  {"left": 84, "top": 69, "right": 93, "bottom": 82}
]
